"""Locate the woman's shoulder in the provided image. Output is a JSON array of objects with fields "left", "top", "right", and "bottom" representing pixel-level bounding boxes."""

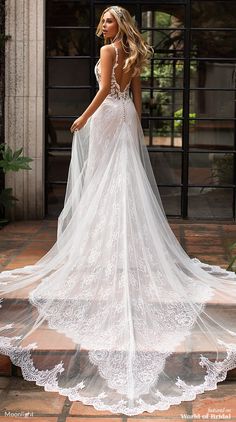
[
  {"left": 99, "top": 44, "right": 116, "bottom": 64},
  {"left": 100, "top": 44, "right": 114, "bottom": 55}
]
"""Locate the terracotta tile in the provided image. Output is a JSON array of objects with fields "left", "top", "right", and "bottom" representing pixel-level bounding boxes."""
[
  {"left": 34, "top": 228, "right": 57, "bottom": 239},
  {"left": 192, "top": 382, "right": 236, "bottom": 418},
  {"left": 26, "top": 241, "right": 54, "bottom": 248},
  {"left": 138, "top": 401, "right": 190, "bottom": 417},
  {"left": 128, "top": 419, "right": 188, "bottom": 422},
  {"left": 70, "top": 401, "right": 114, "bottom": 416},
  {"left": 223, "top": 225, "right": 236, "bottom": 233},
  {"left": 15, "top": 252, "right": 48, "bottom": 259},
  {"left": 0, "top": 223, "right": 41, "bottom": 234},
  {"left": 228, "top": 368, "right": 236, "bottom": 380},
  {"left": 0, "top": 356, "right": 12, "bottom": 376},
  {"left": 2, "top": 265, "right": 28, "bottom": 271},
  {"left": 185, "top": 237, "right": 222, "bottom": 245},
  {"left": 20, "top": 326, "right": 76, "bottom": 351},
  {"left": 16, "top": 367, "right": 23, "bottom": 376},
  {"left": 0, "top": 377, "right": 11, "bottom": 389},
  {"left": 184, "top": 229, "right": 220, "bottom": 238},
  {"left": 186, "top": 245, "right": 225, "bottom": 254},
  {"left": 7, "top": 377, "right": 42, "bottom": 391},
  {"left": 66, "top": 418, "right": 122, "bottom": 422},
  {"left": 12, "top": 255, "right": 45, "bottom": 262},
  {"left": 6, "top": 258, "right": 39, "bottom": 265},
  {"left": 46, "top": 221, "right": 57, "bottom": 227},
  {"left": 0, "top": 240, "right": 24, "bottom": 249},
  {"left": 171, "top": 228, "right": 180, "bottom": 236},
  {"left": 1, "top": 263, "right": 25, "bottom": 270},
  {"left": 191, "top": 255, "right": 227, "bottom": 265},
  {"left": 16, "top": 241, "right": 54, "bottom": 252},
  {"left": 3, "top": 259, "right": 39, "bottom": 269},
  {"left": 0, "top": 418, "right": 57, "bottom": 422},
  {"left": 0, "top": 390, "right": 65, "bottom": 413}
]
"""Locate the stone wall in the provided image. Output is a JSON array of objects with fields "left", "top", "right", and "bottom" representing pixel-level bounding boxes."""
[
  {"left": 0, "top": 0, "right": 5, "bottom": 198},
  {"left": 4, "top": 0, "right": 45, "bottom": 219}
]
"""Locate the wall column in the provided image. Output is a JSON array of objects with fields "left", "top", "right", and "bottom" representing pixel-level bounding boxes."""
[{"left": 4, "top": 0, "right": 45, "bottom": 219}]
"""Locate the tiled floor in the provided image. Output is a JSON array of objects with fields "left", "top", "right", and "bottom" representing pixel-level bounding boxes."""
[{"left": 0, "top": 219, "right": 236, "bottom": 421}]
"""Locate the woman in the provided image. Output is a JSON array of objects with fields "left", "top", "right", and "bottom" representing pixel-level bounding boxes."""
[{"left": 0, "top": 5, "right": 236, "bottom": 416}]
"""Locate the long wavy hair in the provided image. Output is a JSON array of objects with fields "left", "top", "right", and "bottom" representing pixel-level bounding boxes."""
[{"left": 96, "top": 5, "right": 153, "bottom": 75}]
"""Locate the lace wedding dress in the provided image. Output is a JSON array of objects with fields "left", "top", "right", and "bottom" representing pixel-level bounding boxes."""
[{"left": 0, "top": 43, "right": 236, "bottom": 415}]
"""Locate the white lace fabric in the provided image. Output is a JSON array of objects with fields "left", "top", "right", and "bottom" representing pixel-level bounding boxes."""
[
  {"left": 0, "top": 44, "right": 236, "bottom": 415},
  {"left": 95, "top": 43, "right": 131, "bottom": 101}
]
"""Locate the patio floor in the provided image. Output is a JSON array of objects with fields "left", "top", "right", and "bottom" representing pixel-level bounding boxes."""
[{"left": 0, "top": 219, "right": 236, "bottom": 421}]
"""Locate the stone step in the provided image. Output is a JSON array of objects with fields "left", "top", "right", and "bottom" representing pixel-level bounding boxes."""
[
  {"left": 0, "top": 322, "right": 236, "bottom": 382},
  {"left": 1, "top": 286, "right": 236, "bottom": 326},
  {"left": 1, "top": 288, "right": 236, "bottom": 381}
]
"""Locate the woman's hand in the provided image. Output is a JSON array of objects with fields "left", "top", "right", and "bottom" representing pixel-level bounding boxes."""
[
  {"left": 69, "top": 46, "right": 113, "bottom": 134},
  {"left": 70, "top": 115, "right": 87, "bottom": 133}
]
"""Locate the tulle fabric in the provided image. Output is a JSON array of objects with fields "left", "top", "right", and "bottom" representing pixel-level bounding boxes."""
[{"left": 0, "top": 55, "right": 236, "bottom": 416}]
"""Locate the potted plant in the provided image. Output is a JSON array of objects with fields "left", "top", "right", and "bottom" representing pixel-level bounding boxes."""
[{"left": 0, "top": 144, "right": 33, "bottom": 226}]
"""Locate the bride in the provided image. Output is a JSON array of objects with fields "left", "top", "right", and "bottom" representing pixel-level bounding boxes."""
[{"left": 0, "top": 5, "right": 236, "bottom": 416}]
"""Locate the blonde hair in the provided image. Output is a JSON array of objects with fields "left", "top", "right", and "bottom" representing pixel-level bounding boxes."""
[{"left": 96, "top": 5, "right": 153, "bottom": 75}]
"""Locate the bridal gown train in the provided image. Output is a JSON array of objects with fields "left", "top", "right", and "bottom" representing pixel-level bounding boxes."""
[{"left": 0, "top": 43, "right": 236, "bottom": 416}]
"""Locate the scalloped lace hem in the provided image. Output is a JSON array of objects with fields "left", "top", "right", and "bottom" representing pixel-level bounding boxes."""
[{"left": 0, "top": 331, "right": 236, "bottom": 416}]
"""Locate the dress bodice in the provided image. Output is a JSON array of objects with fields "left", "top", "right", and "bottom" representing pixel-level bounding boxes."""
[{"left": 94, "top": 43, "right": 131, "bottom": 101}]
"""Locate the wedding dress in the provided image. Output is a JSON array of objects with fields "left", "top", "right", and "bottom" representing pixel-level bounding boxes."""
[{"left": 0, "top": 43, "right": 236, "bottom": 416}]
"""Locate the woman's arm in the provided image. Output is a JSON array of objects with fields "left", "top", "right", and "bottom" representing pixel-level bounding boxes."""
[
  {"left": 70, "top": 45, "right": 114, "bottom": 133},
  {"left": 130, "top": 74, "right": 142, "bottom": 120}
]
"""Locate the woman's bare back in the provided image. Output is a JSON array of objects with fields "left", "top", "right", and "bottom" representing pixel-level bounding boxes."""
[{"left": 112, "top": 44, "right": 134, "bottom": 92}]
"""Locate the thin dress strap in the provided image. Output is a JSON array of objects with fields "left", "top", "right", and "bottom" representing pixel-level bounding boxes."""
[{"left": 112, "top": 43, "right": 119, "bottom": 68}]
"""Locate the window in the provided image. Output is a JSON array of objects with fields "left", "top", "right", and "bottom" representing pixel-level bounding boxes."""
[{"left": 46, "top": 0, "right": 236, "bottom": 219}]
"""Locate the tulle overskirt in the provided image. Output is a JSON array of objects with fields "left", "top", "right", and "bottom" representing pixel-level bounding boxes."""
[{"left": 0, "top": 96, "right": 236, "bottom": 415}]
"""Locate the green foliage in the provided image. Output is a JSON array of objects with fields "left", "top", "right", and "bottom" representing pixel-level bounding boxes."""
[
  {"left": 140, "top": 12, "right": 197, "bottom": 139},
  {"left": 155, "top": 11, "right": 172, "bottom": 28},
  {"left": 174, "top": 109, "right": 197, "bottom": 132},
  {"left": 0, "top": 144, "right": 33, "bottom": 172},
  {"left": 0, "top": 187, "right": 18, "bottom": 227},
  {"left": 227, "top": 241, "right": 236, "bottom": 273},
  {"left": 0, "top": 187, "right": 18, "bottom": 209},
  {"left": 212, "top": 154, "right": 233, "bottom": 185},
  {"left": 0, "top": 144, "right": 33, "bottom": 227}
]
